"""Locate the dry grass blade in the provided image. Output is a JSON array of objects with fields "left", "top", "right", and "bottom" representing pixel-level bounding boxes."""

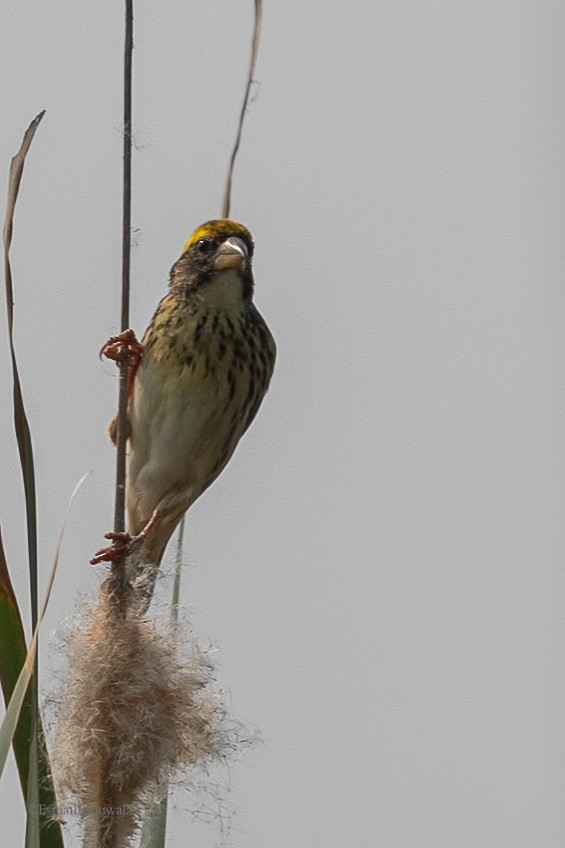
[
  {"left": 221, "top": 0, "right": 263, "bottom": 218},
  {"left": 0, "top": 526, "right": 30, "bottom": 791},
  {"left": 2, "top": 110, "right": 66, "bottom": 847},
  {"left": 0, "top": 475, "right": 88, "bottom": 778},
  {"left": 3, "top": 109, "right": 45, "bottom": 625}
]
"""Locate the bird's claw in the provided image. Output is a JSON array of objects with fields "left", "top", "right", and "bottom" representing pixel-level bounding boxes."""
[
  {"left": 90, "top": 531, "right": 142, "bottom": 565},
  {"left": 90, "top": 512, "right": 161, "bottom": 566},
  {"left": 100, "top": 328, "right": 144, "bottom": 400},
  {"left": 100, "top": 329, "right": 144, "bottom": 366}
]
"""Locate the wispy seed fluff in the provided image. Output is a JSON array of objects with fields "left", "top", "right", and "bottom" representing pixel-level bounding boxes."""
[{"left": 52, "top": 580, "right": 237, "bottom": 848}]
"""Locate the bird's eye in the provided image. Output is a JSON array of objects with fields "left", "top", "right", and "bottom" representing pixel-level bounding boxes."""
[{"left": 195, "top": 238, "right": 211, "bottom": 254}]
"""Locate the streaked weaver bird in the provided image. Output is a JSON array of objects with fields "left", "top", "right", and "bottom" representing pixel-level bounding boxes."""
[{"left": 92, "top": 219, "right": 276, "bottom": 608}]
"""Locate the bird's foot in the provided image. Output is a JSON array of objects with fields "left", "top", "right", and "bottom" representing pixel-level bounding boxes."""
[
  {"left": 100, "top": 329, "right": 144, "bottom": 367},
  {"left": 100, "top": 328, "right": 143, "bottom": 400},
  {"left": 90, "top": 531, "right": 142, "bottom": 565},
  {"left": 90, "top": 511, "right": 161, "bottom": 566}
]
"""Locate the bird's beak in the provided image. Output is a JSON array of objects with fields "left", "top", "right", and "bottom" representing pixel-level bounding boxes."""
[{"left": 214, "top": 237, "right": 248, "bottom": 271}]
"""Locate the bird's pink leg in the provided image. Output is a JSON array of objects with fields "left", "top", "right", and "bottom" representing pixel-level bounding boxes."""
[
  {"left": 91, "top": 328, "right": 147, "bottom": 567},
  {"left": 90, "top": 510, "right": 161, "bottom": 565}
]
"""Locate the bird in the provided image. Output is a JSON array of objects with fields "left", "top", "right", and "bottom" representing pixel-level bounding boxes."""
[{"left": 91, "top": 219, "right": 276, "bottom": 608}]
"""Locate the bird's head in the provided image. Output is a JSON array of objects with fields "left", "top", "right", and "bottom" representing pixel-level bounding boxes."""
[{"left": 170, "top": 219, "right": 255, "bottom": 301}]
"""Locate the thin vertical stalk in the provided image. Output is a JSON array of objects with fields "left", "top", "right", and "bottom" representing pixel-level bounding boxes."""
[
  {"left": 221, "top": 0, "right": 263, "bottom": 219},
  {"left": 172, "top": 516, "right": 185, "bottom": 622},
  {"left": 112, "top": 0, "right": 134, "bottom": 576}
]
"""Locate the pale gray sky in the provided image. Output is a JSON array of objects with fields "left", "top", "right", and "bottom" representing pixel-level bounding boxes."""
[{"left": 1, "top": 1, "right": 565, "bottom": 846}]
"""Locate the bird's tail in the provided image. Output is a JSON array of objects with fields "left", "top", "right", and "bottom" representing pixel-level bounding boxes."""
[
  {"left": 126, "top": 513, "right": 183, "bottom": 612},
  {"left": 129, "top": 560, "right": 161, "bottom": 613}
]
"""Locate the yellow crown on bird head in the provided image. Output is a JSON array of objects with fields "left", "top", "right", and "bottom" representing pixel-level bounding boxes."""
[{"left": 182, "top": 219, "right": 253, "bottom": 255}]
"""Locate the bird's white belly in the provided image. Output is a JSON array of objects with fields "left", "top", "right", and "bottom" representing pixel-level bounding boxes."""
[{"left": 126, "top": 356, "right": 240, "bottom": 523}]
